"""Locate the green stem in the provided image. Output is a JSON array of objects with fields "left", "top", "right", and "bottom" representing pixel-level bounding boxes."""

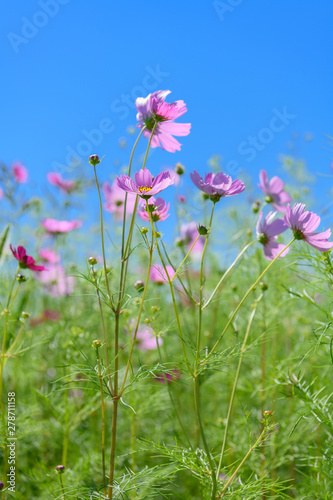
[
  {"left": 216, "top": 299, "right": 261, "bottom": 479},
  {"left": 96, "top": 349, "right": 107, "bottom": 497},
  {"left": 202, "top": 240, "right": 256, "bottom": 311},
  {"left": 171, "top": 234, "right": 201, "bottom": 282},
  {"left": 141, "top": 122, "right": 157, "bottom": 171},
  {"left": 204, "top": 238, "right": 295, "bottom": 364},
  {"left": 59, "top": 474, "right": 66, "bottom": 499}
]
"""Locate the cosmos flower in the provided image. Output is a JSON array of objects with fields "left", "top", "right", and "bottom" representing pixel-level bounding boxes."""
[
  {"left": 12, "top": 162, "right": 28, "bottom": 183},
  {"left": 42, "top": 219, "right": 82, "bottom": 233},
  {"left": 36, "top": 263, "right": 75, "bottom": 297},
  {"left": 190, "top": 170, "right": 245, "bottom": 202},
  {"left": 103, "top": 179, "right": 136, "bottom": 219},
  {"left": 136, "top": 326, "right": 162, "bottom": 351},
  {"left": 256, "top": 212, "right": 290, "bottom": 260},
  {"left": 153, "top": 369, "right": 181, "bottom": 384},
  {"left": 47, "top": 172, "right": 77, "bottom": 194},
  {"left": 179, "top": 222, "right": 204, "bottom": 255},
  {"left": 39, "top": 248, "right": 60, "bottom": 264},
  {"left": 116, "top": 168, "right": 175, "bottom": 199},
  {"left": 10, "top": 245, "right": 46, "bottom": 271},
  {"left": 138, "top": 197, "right": 170, "bottom": 222},
  {"left": 150, "top": 264, "right": 175, "bottom": 284},
  {"left": 135, "top": 90, "right": 191, "bottom": 153},
  {"left": 258, "top": 170, "right": 291, "bottom": 213},
  {"left": 284, "top": 203, "right": 333, "bottom": 251}
]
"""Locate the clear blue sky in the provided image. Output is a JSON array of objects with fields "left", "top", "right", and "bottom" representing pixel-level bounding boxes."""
[{"left": 1, "top": 1, "right": 333, "bottom": 237}]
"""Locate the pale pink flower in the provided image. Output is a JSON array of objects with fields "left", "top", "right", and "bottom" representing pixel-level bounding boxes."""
[
  {"left": 116, "top": 168, "right": 175, "bottom": 199},
  {"left": 284, "top": 203, "right": 333, "bottom": 251},
  {"left": 42, "top": 219, "right": 82, "bottom": 233},
  {"left": 12, "top": 162, "right": 28, "bottom": 183},
  {"left": 258, "top": 170, "right": 291, "bottom": 213},
  {"left": 190, "top": 170, "right": 245, "bottom": 202},
  {"left": 150, "top": 265, "right": 175, "bottom": 284},
  {"left": 136, "top": 326, "right": 162, "bottom": 351},
  {"left": 256, "top": 212, "right": 290, "bottom": 260},
  {"left": 47, "top": 172, "right": 77, "bottom": 194},
  {"left": 36, "top": 264, "right": 74, "bottom": 297},
  {"left": 135, "top": 90, "right": 191, "bottom": 153},
  {"left": 138, "top": 197, "right": 170, "bottom": 222},
  {"left": 103, "top": 180, "right": 136, "bottom": 219},
  {"left": 39, "top": 249, "right": 60, "bottom": 264}
]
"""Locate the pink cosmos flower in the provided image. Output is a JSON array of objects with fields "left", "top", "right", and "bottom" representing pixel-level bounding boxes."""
[
  {"left": 258, "top": 170, "right": 291, "bottom": 213},
  {"left": 153, "top": 369, "right": 181, "bottom": 384},
  {"left": 138, "top": 197, "right": 170, "bottom": 222},
  {"left": 256, "top": 212, "right": 290, "bottom": 260},
  {"left": 36, "top": 263, "right": 75, "bottom": 297},
  {"left": 190, "top": 170, "right": 245, "bottom": 202},
  {"left": 136, "top": 90, "right": 191, "bottom": 153},
  {"left": 136, "top": 326, "right": 162, "bottom": 351},
  {"left": 284, "top": 203, "right": 333, "bottom": 251},
  {"left": 12, "top": 162, "right": 28, "bottom": 183},
  {"left": 47, "top": 172, "right": 77, "bottom": 194},
  {"left": 150, "top": 264, "right": 175, "bottom": 284},
  {"left": 10, "top": 245, "right": 46, "bottom": 271},
  {"left": 30, "top": 309, "right": 60, "bottom": 326},
  {"left": 179, "top": 222, "right": 204, "bottom": 255},
  {"left": 42, "top": 219, "right": 82, "bottom": 233},
  {"left": 116, "top": 168, "right": 175, "bottom": 199},
  {"left": 39, "top": 248, "right": 60, "bottom": 264},
  {"left": 103, "top": 180, "right": 136, "bottom": 219}
]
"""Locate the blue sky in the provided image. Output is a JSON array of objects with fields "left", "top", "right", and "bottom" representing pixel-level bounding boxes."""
[{"left": 1, "top": 1, "right": 333, "bottom": 241}]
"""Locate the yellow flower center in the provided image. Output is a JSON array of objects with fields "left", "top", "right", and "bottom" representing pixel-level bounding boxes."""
[{"left": 138, "top": 185, "right": 152, "bottom": 193}]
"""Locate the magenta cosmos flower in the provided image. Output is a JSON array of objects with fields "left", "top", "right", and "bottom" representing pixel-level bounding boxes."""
[
  {"left": 42, "top": 219, "right": 82, "bottom": 233},
  {"left": 47, "top": 172, "right": 77, "bottom": 194},
  {"left": 103, "top": 180, "right": 136, "bottom": 219},
  {"left": 138, "top": 197, "right": 170, "bottom": 222},
  {"left": 12, "top": 162, "right": 28, "bottom": 183},
  {"left": 284, "top": 203, "right": 333, "bottom": 251},
  {"left": 258, "top": 170, "right": 291, "bottom": 213},
  {"left": 256, "top": 212, "right": 290, "bottom": 260},
  {"left": 190, "top": 170, "right": 245, "bottom": 202},
  {"left": 10, "top": 245, "right": 46, "bottom": 271},
  {"left": 116, "top": 168, "right": 175, "bottom": 199},
  {"left": 150, "top": 264, "right": 175, "bottom": 284},
  {"left": 135, "top": 90, "right": 191, "bottom": 153}
]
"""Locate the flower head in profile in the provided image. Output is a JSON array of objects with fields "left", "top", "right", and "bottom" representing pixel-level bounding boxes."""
[
  {"left": 47, "top": 172, "right": 77, "bottom": 194},
  {"left": 12, "top": 162, "right": 28, "bottom": 183},
  {"left": 258, "top": 170, "right": 291, "bottom": 213},
  {"left": 190, "top": 170, "right": 245, "bottom": 202},
  {"left": 42, "top": 219, "right": 82, "bottom": 234},
  {"left": 256, "top": 212, "right": 290, "bottom": 260},
  {"left": 135, "top": 90, "right": 191, "bottom": 153},
  {"left": 284, "top": 203, "right": 333, "bottom": 251},
  {"left": 150, "top": 264, "right": 175, "bottom": 284},
  {"left": 103, "top": 180, "right": 136, "bottom": 219},
  {"left": 116, "top": 168, "right": 175, "bottom": 199},
  {"left": 10, "top": 245, "right": 46, "bottom": 271},
  {"left": 138, "top": 197, "right": 170, "bottom": 222}
]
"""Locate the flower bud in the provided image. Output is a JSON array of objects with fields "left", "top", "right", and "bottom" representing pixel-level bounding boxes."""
[
  {"left": 175, "top": 237, "right": 183, "bottom": 247},
  {"left": 21, "top": 311, "right": 31, "bottom": 319},
  {"left": 89, "top": 154, "right": 101, "bottom": 166},
  {"left": 178, "top": 195, "right": 186, "bottom": 203},
  {"left": 151, "top": 305, "right": 159, "bottom": 314},
  {"left": 263, "top": 410, "right": 272, "bottom": 417},
  {"left": 260, "top": 282, "right": 268, "bottom": 291},
  {"left": 265, "top": 195, "right": 273, "bottom": 203},
  {"left": 198, "top": 225, "right": 208, "bottom": 236},
  {"left": 140, "top": 227, "right": 149, "bottom": 235},
  {"left": 155, "top": 231, "right": 162, "bottom": 238},
  {"left": 55, "top": 465, "right": 65, "bottom": 474},
  {"left": 175, "top": 162, "right": 185, "bottom": 175},
  {"left": 144, "top": 318, "right": 151, "bottom": 324},
  {"left": 92, "top": 340, "right": 102, "bottom": 349},
  {"left": 134, "top": 280, "right": 144, "bottom": 292},
  {"left": 0, "top": 482, "right": 4, "bottom": 490},
  {"left": 251, "top": 202, "right": 260, "bottom": 213},
  {"left": 17, "top": 274, "right": 27, "bottom": 283},
  {"left": 88, "top": 257, "right": 98, "bottom": 266}
]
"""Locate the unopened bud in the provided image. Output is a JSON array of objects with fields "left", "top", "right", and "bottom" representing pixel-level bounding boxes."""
[
  {"left": 175, "top": 237, "right": 183, "bottom": 247},
  {"left": 155, "top": 231, "right": 162, "bottom": 238},
  {"left": 144, "top": 318, "right": 151, "bottom": 324},
  {"left": 260, "top": 282, "right": 268, "bottom": 291},
  {"left": 55, "top": 465, "right": 65, "bottom": 474},
  {"left": 21, "top": 311, "right": 31, "bottom": 319},
  {"left": 263, "top": 410, "right": 272, "bottom": 417},
  {"left": 134, "top": 280, "right": 144, "bottom": 292},
  {"left": 92, "top": 340, "right": 102, "bottom": 349},
  {"left": 140, "top": 227, "right": 149, "bottom": 235},
  {"left": 88, "top": 257, "right": 98, "bottom": 266},
  {"left": 151, "top": 305, "right": 159, "bottom": 314},
  {"left": 0, "top": 482, "right": 4, "bottom": 490},
  {"left": 252, "top": 202, "right": 260, "bottom": 213},
  {"left": 89, "top": 154, "right": 100, "bottom": 166},
  {"left": 175, "top": 162, "right": 185, "bottom": 175},
  {"left": 17, "top": 274, "right": 27, "bottom": 283},
  {"left": 198, "top": 225, "right": 208, "bottom": 236}
]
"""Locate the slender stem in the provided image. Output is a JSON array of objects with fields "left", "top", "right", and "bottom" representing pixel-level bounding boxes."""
[
  {"left": 216, "top": 299, "right": 260, "bottom": 479},
  {"left": 91, "top": 265, "right": 114, "bottom": 396},
  {"left": 146, "top": 207, "right": 193, "bottom": 375},
  {"left": 108, "top": 389, "right": 119, "bottom": 499},
  {"left": 7, "top": 284, "right": 20, "bottom": 310},
  {"left": 59, "top": 474, "right": 66, "bottom": 499},
  {"left": 202, "top": 240, "right": 256, "bottom": 311},
  {"left": 204, "top": 238, "right": 295, "bottom": 363},
  {"left": 93, "top": 165, "right": 115, "bottom": 313},
  {"left": 119, "top": 233, "right": 154, "bottom": 396},
  {"left": 171, "top": 234, "right": 201, "bottom": 282},
  {"left": 5, "top": 323, "right": 24, "bottom": 357},
  {"left": 218, "top": 426, "right": 267, "bottom": 497},
  {"left": 141, "top": 122, "right": 157, "bottom": 171},
  {"left": 194, "top": 376, "right": 217, "bottom": 499},
  {"left": 96, "top": 349, "right": 107, "bottom": 497}
]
